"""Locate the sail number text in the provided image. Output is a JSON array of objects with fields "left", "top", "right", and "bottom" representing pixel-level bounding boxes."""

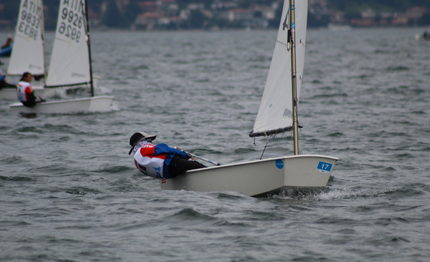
[
  {"left": 58, "top": 5, "right": 84, "bottom": 43},
  {"left": 317, "top": 161, "right": 333, "bottom": 173},
  {"left": 320, "top": 163, "right": 331, "bottom": 170},
  {"left": 18, "top": 0, "right": 42, "bottom": 41}
]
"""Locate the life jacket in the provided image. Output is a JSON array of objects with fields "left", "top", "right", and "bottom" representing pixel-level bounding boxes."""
[
  {"left": 134, "top": 143, "right": 168, "bottom": 179},
  {"left": 17, "top": 81, "right": 33, "bottom": 102}
]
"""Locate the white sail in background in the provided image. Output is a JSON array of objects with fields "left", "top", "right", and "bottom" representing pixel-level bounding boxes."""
[
  {"left": 46, "top": 0, "right": 90, "bottom": 87},
  {"left": 251, "top": 0, "right": 308, "bottom": 136},
  {"left": 8, "top": 0, "right": 45, "bottom": 76}
]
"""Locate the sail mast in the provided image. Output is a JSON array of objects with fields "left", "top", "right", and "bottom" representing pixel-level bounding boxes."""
[
  {"left": 84, "top": 0, "right": 95, "bottom": 97},
  {"left": 289, "top": 0, "right": 299, "bottom": 155},
  {"left": 41, "top": 0, "right": 47, "bottom": 80}
]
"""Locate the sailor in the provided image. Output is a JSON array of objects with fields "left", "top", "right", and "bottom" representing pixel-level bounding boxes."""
[
  {"left": 16, "top": 72, "right": 44, "bottom": 107},
  {"left": 1, "top": 36, "right": 12, "bottom": 49},
  {"left": 129, "top": 132, "right": 206, "bottom": 179}
]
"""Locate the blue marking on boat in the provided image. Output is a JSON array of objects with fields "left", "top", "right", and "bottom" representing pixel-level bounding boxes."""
[
  {"left": 317, "top": 161, "right": 332, "bottom": 173},
  {"left": 275, "top": 159, "right": 284, "bottom": 169}
]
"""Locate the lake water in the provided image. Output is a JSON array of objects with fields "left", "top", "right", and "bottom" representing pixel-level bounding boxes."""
[{"left": 1, "top": 27, "right": 430, "bottom": 261}]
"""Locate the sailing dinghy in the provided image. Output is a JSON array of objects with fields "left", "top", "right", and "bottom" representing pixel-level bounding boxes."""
[
  {"left": 10, "top": 0, "right": 113, "bottom": 114},
  {"left": 0, "top": 0, "right": 97, "bottom": 100},
  {"left": 161, "top": 0, "right": 338, "bottom": 197}
]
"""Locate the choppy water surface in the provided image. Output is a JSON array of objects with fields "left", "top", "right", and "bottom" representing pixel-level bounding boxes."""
[{"left": 1, "top": 28, "right": 430, "bottom": 261}]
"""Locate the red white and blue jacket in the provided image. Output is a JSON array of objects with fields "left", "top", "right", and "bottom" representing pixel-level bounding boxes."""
[
  {"left": 17, "top": 81, "right": 34, "bottom": 102},
  {"left": 133, "top": 141, "right": 188, "bottom": 179}
]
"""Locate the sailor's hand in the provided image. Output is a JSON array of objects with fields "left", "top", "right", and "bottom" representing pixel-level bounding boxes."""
[
  {"left": 186, "top": 153, "right": 195, "bottom": 161},
  {"left": 174, "top": 146, "right": 181, "bottom": 150}
]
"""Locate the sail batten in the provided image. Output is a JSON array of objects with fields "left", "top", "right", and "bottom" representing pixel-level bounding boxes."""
[
  {"left": 251, "top": 0, "right": 308, "bottom": 137},
  {"left": 46, "top": 0, "right": 90, "bottom": 87},
  {"left": 44, "top": 81, "right": 91, "bottom": 88},
  {"left": 276, "top": 40, "right": 288, "bottom": 47},
  {"left": 249, "top": 126, "right": 293, "bottom": 138}
]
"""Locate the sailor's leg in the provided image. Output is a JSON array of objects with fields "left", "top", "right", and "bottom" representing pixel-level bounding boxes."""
[{"left": 169, "top": 156, "right": 206, "bottom": 177}]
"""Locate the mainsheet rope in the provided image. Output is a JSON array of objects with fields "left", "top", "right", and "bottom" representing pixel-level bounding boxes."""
[{"left": 255, "top": 127, "right": 301, "bottom": 160}]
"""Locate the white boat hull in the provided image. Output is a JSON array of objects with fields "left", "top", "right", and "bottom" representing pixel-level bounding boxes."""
[
  {"left": 9, "top": 96, "right": 114, "bottom": 114},
  {"left": 0, "top": 88, "right": 18, "bottom": 100},
  {"left": 1, "top": 76, "right": 100, "bottom": 100},
  {"left": 161, "top": 154, "right": 338, "bottom": 197},
  {"left": 0, "top": 86, "right": 64, "bottom": 100}
]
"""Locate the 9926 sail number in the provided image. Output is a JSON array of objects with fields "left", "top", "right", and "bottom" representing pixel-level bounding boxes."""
[
  {"left": 18, "top": 10, "right": 40, "bottom": 40},
  {"left": 58, "top": 7, "right": 83, "bottom": 43}
]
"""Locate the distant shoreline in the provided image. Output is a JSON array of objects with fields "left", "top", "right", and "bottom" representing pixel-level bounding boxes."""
[{"left": 0, "top": 26, "right": 429, "bottom": 34}]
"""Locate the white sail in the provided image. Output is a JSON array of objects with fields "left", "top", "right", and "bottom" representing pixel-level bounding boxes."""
[
  {"left": 251, "top": 0, "right": 308, "bottom": 136},
  {"left": 8, "top": 0, "right": 45, "bottom": 76},
  {"left": 46, "top": 0, "right": 90, "bottom": 87}
]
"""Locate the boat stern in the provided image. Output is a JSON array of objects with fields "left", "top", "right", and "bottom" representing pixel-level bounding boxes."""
[{"left": 282, "top": 155, "right": 338, "bottom": 188}]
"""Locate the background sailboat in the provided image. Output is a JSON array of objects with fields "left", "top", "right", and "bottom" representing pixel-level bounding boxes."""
[
  {"left": 46, "top": 0, "right": 95, "bottom": 90},
  {"left": 9, "top": 0, "right": 113, "bottom": 114},
  {"left": 8, "top": 0, "right": 45, "bottom": 77},
  {"left": 161, "top": 0, "right": 338, "bottom": 197},
  {"left": 0, "top": 0, "right": 57, "bottom": 100}
]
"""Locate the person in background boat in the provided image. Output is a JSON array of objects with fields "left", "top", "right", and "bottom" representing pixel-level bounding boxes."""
[
  {"left": 33, "top": 74, "right": 44, "bottom": 81},
  {"left": 17, "top": 72, "right": 45, "bottom": 107},
  {"left": 0, "top": 68, "right": 16, "bottom": 89},
  {"left": 129, "top": 132, "right": 206, "bottom": 179},
  {"left": 1, "top": 36, "right": 13, "bottom": 49}
]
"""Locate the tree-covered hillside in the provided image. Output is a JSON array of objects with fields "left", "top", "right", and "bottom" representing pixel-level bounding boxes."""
[
  {"left": 1, "top": 0, "right": 430, "bottom": 30},
  {"left": 328, "top": 0, "right": 430, "bottom": 12}
]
